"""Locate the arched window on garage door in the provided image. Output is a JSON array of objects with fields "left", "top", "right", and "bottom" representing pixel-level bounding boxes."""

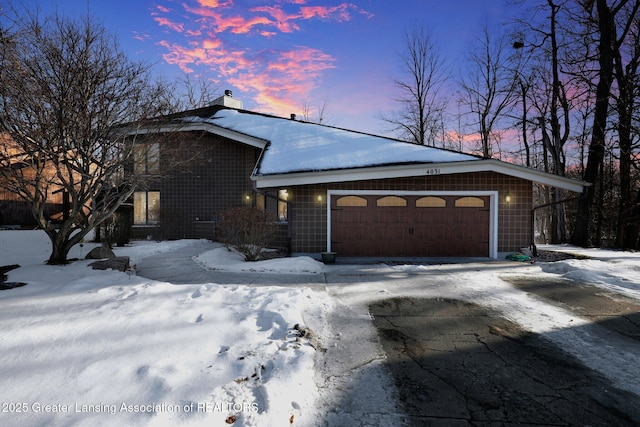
[
  {"left": 376, "top": 196, "right": 407, "bottom": 207},
  {"left": 454, "top": 196, "right": 485, "bottom": 207},
  {"left": 416, "top": 196, "right": 446, "bottom": 207},
  {"left": 336, "top": 195, "right": 368, "bottom": 207}
]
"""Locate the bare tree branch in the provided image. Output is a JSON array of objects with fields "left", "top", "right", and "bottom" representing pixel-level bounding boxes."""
[
  {"left": 458, "top": 24, "right": 519, "bottom": 158},
  {"left": 383, "top": 26, "right": 450, "bottom": 146}
]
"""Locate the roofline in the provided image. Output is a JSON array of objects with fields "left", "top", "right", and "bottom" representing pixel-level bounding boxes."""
[
  {"left": 123, "top": 108, "right": 587, "bottom": 193},
  {"left": 122, "top": 121, "right": 268, "bottom": 149},
  {"left": 253, "top": 159, "right": 589, "bottom": 193}
]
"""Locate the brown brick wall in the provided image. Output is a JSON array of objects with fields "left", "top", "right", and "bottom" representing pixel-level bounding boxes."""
[
  {"left": 281, "top": 171, "right": 532, "bottom": 255},
  {"left": 132, "top": 132, "right": 260, "bottom": 240}
]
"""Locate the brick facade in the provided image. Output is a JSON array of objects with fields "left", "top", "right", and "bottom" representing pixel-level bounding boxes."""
[
  {"left": 132, "top": 131, "right": 260, "bottom": 240},
  {"left": 276, "top": 171, "right": 532, "bottom": 254}
]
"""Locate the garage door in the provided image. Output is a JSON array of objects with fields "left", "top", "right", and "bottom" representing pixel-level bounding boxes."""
[{"left": 331, "top": 194, "right": 490, "bottom": 257}]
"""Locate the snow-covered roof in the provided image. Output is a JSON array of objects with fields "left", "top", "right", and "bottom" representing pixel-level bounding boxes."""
[
  {"left": 189, "top": 109, "right": 480, "bottom": 175},
  {"left": 175, "top": 107, "right": 588, "bottom": 192}
]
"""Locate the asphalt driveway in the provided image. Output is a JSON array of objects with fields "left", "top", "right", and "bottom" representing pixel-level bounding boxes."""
[{"left": 371, "top": 296, "right": 640, "bottom": 426}]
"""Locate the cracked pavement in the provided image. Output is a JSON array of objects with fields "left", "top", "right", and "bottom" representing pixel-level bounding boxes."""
[{"left": 370, "top": 296, "right": 640, "bottom": 426}]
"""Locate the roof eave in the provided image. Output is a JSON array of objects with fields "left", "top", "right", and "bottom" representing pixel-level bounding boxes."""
[
  {"left": 252, "top": 159, "right": 589, "bottom": 193},
  {"left": 123, "top": 121, "right": 269, "bottom": 149}
]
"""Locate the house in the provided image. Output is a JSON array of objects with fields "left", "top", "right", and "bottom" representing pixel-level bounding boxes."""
[
  {"left": 129, "top": 92, "right": 588, "bottom": 258},
  {"left": 0, "top": 134, "right": 69, "bottom": 228}
]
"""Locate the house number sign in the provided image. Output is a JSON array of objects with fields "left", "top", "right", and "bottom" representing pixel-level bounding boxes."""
[{"left": 425, "top": 168, "right": 441, "bottom": 175}]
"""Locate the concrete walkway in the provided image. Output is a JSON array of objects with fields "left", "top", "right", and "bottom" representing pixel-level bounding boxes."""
[{"left": 135, "top": 240, "right": 326, "bottom": 286}]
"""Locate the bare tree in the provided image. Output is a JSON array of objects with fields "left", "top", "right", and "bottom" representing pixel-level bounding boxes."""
[
  {"left": 170, "top": 73, "right": 221, "bottom": 111},
  {"left": 508, "top": 0, "right": 606, "bottom": 244},
  {"left": 384, "top": 26, "right": 449, "bottom": 146},
  {"left": 518, "top": 0, "right": 576, "bottom": 243},
  {"left": 459, "top": 24, "right": 519, "bottom": 158},
  {"left": 302, "top": 98, "right": 333, "bottom": 125},
  {"left": 0, "top": 9, "right": 174, "bottom": 264},
  {"left": 572, "top": 0, "right": 640, "bottom": 247},
  {"left": 613, "top": 9, "right": 640, "bottom": 248}
]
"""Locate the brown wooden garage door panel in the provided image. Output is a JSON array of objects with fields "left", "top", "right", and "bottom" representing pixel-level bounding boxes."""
[
  {"left": 331, "top": 195, "right": 490, "bottom": 257},
  {"left": 375, "top": 211, "right": 409, "bottom": 224},
  {"left": 413, "top": 207, "right": 451, "bottom": 224},
  {"left": 332, "top": 208, "right": 369, "bottom": 223}
]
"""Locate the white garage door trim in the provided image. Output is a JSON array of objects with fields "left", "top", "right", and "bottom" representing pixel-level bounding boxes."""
[{"left": 327, "top": 190, "right": 499, "bottom": 258}]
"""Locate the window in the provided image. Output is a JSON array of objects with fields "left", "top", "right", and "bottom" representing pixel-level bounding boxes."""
[
  {"left": 134, "top": 143, "right": 160, "bottom": 175},
  {"left": 256, "top": 193, "right": 266, "bottom": 211},
  {"left": 336, "top": 196, "right": 368, "bottom": 207},
  {"left": 454, "top": 196, "right": 485, "bottom": 207},
  {"left": 416, "top": 196, "right": 446, "bottom": 208},
  {"left": 376, "top": 196, "right": 407, "bottom": 207},
  {"left": 134, "top": 191, "right": 160, "bottom": 225},
  {"left": 278, "top": 189, "right": 288, "bottom": 221}
]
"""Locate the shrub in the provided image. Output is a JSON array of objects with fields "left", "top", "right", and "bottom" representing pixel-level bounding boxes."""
[
  {"left": 97, "top": 205, "right": 132, "bottom": 247},
  {"left": 216, "top": 207, "right": 278, "bottom": 261}
]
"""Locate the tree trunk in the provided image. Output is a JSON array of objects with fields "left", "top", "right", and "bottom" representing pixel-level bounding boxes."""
[
  {"left": 47, "top": 240, "right": 72, "bottom": 265},
  {"left": 616, "top": 100, "right": 633, "bottom": 248},
  {"left": 554, "top": 189, "right": 567, "bottom": 243},
  {"left": 613, "top": 20, "right": 638, "bottom": 248},
  {"left": 571, "top": 0, "right": 616, "bottom": 247}
]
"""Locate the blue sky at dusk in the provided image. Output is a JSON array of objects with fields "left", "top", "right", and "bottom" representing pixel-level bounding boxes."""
[{"left": 13, "top": 0, "right": 510, "bottom": 134}]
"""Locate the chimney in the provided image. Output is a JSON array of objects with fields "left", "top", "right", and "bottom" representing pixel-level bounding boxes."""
[
  {"left": 290, "top": 113, "right": 296, "bottom": 120},
  {"left": 210, "top": 89, "right": 243, "bottom": 109}
]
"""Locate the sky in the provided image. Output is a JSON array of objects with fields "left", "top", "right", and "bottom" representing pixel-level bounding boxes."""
[{"left": 10, "top": 0, "right": 511, "bottom": 134}]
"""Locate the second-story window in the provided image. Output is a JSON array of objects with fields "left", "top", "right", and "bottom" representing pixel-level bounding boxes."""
[{"left": 134, "top": 143, "right": 160, "bottom": 175}]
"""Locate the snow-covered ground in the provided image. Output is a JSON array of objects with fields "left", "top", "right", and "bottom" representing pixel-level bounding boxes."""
[
  {"left": 0, "top": 232, "right": 331, "bottom": 427},
  {"left": 2, "top": 231, "right": 640, "bottom": 427}
]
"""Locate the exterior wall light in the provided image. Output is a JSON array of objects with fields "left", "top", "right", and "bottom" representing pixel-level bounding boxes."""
[
  {"left": 505, "top": 192, "right": 511, "bottom": 203},
  {"left": 317, "top": 195, "right": 323, "bottom": 202}
]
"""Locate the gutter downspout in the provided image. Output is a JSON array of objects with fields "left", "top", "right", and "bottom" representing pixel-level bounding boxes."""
[{"left": 531, "top": 190, "right": 588, "bottom": 257}]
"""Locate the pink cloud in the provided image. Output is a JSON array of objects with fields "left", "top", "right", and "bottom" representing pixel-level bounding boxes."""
[
  {"left": 153, "top": 17, "right": 185, "bottom": 33},
  {"left": 250, "top": 6, "right": 301, "bottom": 32},
  {"left": 224, "top": 15, "right": 277, "bottom": 34},
  {"left": 197, "top": 0, "right": 233, "bottom": 7},
  {"left": 132, "top": 31, "right": 150, "bottom": 41},
  {"left": 300, "top": 5, "right": 351, "bottom": 21},
  {"left": 152, "top": 1, "right": 371, "bottom": 116},
  {"left": 202, "top": 38, "right": 222, "bottom": 50}
]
